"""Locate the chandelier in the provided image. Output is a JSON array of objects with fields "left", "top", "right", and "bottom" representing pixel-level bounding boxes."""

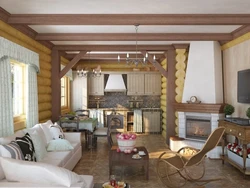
[
  {"left": 77, "top": 66, "right": 89, "bottom": 77},
  {"left": 118, "top": 24, "right": 149, "bottom": 66},
  {"left": 92, "top": 65, "right": 102, "bottom": 77},
  {"left": 76, "top": 52, "right": 101, "bottom": 78}
]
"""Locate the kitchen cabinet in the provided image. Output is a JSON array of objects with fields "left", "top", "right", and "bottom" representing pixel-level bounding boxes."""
[
  {"left": 88, "top": 74, "right": 104, "bottom": 95},
  {"left": 127, "top": 73, "right": 144, "bottom": 95},
  {"left": 143, "top": 111, "right": 161, "bottom": 133},
  {"left": 144, "top": 73, "right": 161, "bottom": 95}
]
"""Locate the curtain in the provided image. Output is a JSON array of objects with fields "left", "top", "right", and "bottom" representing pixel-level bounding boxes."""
[
  {"left": 134, "top": 109, "right": 143, "bottom": 133},
  {"left": 26, "top": 65, "right": 39, "bottom": 128},
  {"left": 0, "top": 37, "right": 39, "bottom": 134},
  {"left": 0, "top": 56, "right": 14, "bottom": 137}
]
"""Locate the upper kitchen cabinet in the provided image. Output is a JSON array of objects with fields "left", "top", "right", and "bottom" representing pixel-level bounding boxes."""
[
  {"left": 127, "top": 73, "right": 144, "bottom": 95},
  {"left": 88, "top": 74, "right": 104, "bottom": 96},
  {"left": 144, "top": 73, "right": 161, "bottom": 95}
]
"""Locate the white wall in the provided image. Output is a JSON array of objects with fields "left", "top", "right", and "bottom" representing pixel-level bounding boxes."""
[
  {"left": 223, "top": 39, "right": 250, "bottom": 118},
  {"left": 182, "top": 41, "right": 223, "bottom": 103}
]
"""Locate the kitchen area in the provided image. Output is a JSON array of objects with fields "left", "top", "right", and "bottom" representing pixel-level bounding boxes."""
[{"left": 71, "top": 71, "right": 162, "bottom": 133}]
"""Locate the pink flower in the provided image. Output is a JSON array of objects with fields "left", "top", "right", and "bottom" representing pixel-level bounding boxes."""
[{"left": 116, "top": 132, "right": 137, "bottom": 140}]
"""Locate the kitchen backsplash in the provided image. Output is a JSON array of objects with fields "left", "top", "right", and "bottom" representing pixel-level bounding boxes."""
[{"left": 88, "top": 92, "right": 160, "bottom": 109}]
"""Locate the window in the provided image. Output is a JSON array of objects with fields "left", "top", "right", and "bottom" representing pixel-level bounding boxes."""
[
  {"left": 11, "top": 61, "right": 26, "bottom": 128},
  {"left": 61, "top": 76, "right": 70, "bottom": 113}
]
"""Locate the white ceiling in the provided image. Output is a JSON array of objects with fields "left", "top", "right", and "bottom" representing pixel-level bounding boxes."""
[
  {"left": 0, "top": 0, "right": 249, "bottom": 53},
  {"left": 1, "top": 0, "right": 250, "bottom": 14}
]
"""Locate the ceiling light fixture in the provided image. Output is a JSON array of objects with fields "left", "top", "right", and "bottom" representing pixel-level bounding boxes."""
[{"left": 118, "top": 24, "right": 148, "bottom": 66}]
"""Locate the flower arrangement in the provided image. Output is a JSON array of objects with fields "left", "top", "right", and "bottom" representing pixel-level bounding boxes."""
[
  {"left": 116, "top": 132, "right": 137, "bottom": 153},
  {"left": 116, "top": 132, "right": 137, "bottom": 140},
  {"left": 227, "top": 142, "right": 250, "bottom": 158}
]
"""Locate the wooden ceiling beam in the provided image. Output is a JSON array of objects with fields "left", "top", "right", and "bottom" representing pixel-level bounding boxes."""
[
  {"left": 36, "top": 33, "right": 232, "bottom": 41},
  {"left": 54, "top": 45, "right": 174, "bottom": 51},
  {"left": 7, "top": 14, "right": 250, "bottom": 25},
  {"left": 64, "top": 53, "right": 163, "bottom": 60}
]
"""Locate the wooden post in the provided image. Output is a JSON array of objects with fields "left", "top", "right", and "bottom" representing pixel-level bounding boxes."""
[
  {"left": 166, "top": 49, "right": 176, "bottom": 145},
  {"left": 51, "top": 48, "right": 61, "bottom": 122}
]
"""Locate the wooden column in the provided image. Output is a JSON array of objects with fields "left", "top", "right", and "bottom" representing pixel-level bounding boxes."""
[
  {"left": 166, "top": 49, "right": 176, "bottom": 145},
  {"left": 51, "top": 48, "right": 61, "bottom": 122}
]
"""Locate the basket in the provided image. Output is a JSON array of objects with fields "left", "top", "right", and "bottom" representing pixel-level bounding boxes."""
[{"left": 117, "top": 139, "right": 136, "bottom": 152}]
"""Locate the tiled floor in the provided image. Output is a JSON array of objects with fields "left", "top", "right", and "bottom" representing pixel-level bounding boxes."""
[{"left": 73, "top": 133, "right": 250, "bottom": 188}]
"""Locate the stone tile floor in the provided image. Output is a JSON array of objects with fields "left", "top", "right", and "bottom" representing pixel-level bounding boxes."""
[{"left": 73, "top": 133, "right": 250, "bottom": 188}]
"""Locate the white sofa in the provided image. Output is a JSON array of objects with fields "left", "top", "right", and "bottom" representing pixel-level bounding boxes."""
[{"left": 0, "top": 121, "right": 94, "bottom": 188}]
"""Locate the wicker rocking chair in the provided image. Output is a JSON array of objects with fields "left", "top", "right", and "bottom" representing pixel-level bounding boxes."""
[{"left": 157, "top": 127, "right": 225, "bottom": 188}]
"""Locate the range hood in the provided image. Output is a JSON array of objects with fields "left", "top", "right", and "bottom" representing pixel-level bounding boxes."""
[{"left": 104, "top": 74, "right": 127, "bottom": 92}]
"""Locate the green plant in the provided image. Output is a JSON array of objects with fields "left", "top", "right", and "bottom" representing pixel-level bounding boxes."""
[
  {"left": 223, "top": 104, "right": 235, "bottom": 115},
  {"left": 246, "top": 107, "right": 250, "bottom": 118}
]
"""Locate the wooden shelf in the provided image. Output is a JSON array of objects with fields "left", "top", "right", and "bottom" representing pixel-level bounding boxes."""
[
  {"left": 173, "top": 103, "right": 225, "bottom": 113},
  {"left": 221, "top": 155, "right": 250, "bottom": 175}
]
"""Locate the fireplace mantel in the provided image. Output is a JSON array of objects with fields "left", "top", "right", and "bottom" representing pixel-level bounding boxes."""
[{"left": 173, "top": 103, "right": 224, "bottom": 113}]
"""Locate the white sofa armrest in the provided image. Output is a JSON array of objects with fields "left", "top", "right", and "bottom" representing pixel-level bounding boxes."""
[{"left": 64, "top": 132, "right": 81, "bottom": 144}]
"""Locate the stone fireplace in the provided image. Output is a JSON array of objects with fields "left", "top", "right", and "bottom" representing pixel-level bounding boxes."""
[
  {"left": 172, "top": 104, "right": 224, "bottom": 158},
  {"left": 171, "top": 41, "right": 225, "bottom": 158}
]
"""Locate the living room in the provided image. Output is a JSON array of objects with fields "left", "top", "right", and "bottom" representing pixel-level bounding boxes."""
[{"left": 1, "top": 0, "right": 250, "bottom": 187}]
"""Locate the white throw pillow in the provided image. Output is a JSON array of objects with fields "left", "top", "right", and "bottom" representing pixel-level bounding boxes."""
[
  {"left": 29, "top": 130, "right": 47, "bottom": 162},
  {"left": 50, "top": 122, "right": 65, "bottom": 139},
  {"left": 25, "top": 124, "right": 47, "bottom": 147},
  {"left": 0, "top": 157, "right": 86, "bottom": 187},
  {"left": 40, "top": 120, "right": 54, "bottom": 144},
  {"left": 47, "top": 139, "right": 74, "bottom": 151}
]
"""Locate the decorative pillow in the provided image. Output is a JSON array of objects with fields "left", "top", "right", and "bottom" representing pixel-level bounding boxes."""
[
  {"left": 0, "top": 141, "right": 24, "bottom": 160},
  {"left": 29, "top": 130, "right": 47, "bottom": 162},
  {"left": 0, "top": 157, "right": 86, "bottom": 187},
  {"left": 47, "top": 139, "right": 74, "bottom": 152},
  {"left": 25, "top": 124, "right": 47, "bottom": 147},
  {"left": 15, "top": 133, "right": 36, "bottom": 161},
  {"left": 50, "top": 123, "right": 65, "bottom": 140},
  {"left": 0, "top": 141, "right": 25, "bottom": 180},
  {"left": 40, "top": 120, "right": 54, "bottom": 144}
]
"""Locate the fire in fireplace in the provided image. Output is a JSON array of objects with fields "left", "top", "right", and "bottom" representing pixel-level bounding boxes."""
[{"left": 186, "top": 116, "right": 211, "bottom": 141}]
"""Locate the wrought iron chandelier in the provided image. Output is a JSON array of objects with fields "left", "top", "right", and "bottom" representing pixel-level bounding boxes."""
[
  {"left": 77, "top": 52, "right": 101, "bottom": 77},
  {"left": 118, "top": 24, "right": 149, "bottom": 66}
]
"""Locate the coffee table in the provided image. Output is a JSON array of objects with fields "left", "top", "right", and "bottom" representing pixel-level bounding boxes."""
[{"left": 109, "top": 146, "right": 149, "bottom": 180}]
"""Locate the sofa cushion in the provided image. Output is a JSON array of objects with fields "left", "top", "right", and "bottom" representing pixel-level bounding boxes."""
[
  {"left": 42, "top": 151, "right": 72, "bottom": 166},
  {"left": 0, "top": 141, "right": 24, "bottom": 160},
  {"left": 47, "top": 139, "right": 74, "bottom": 152},
  {"left": 0, "top": 157, "right": 86, "bottom": 187},
  {"left": 25, "top": 124, "right": 47, "bottom": 147},
  {"left": 70, "top": 142, "right": 81, "bottom": 154},
  {"left": 40, "top": 120, "right": 54, "bottom": 144},
  {"left": 29, "top": 130, "right": 47, "bottom": 161},
  {"left": 0, "top": 141, "right": 25, "bottom": 180},
  {"left": 50, "top": 123, "right": 65, "bottom": 139},
  {"left": 15, "top": 133, "right": 36, "bottom": 161}
]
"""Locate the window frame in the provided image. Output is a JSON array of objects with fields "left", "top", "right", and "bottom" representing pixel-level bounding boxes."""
[
  {"left": 61, "top": 76, "right": 71, "bottom": 114},
  {"left": 11, "top": 60, "right": 26, "bottom": 131}
]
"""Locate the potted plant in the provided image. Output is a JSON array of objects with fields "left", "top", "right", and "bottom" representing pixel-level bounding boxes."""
[
  {"left": 246, "top": 107, "right": 250, "bottom": 119},
  {"left": 223, "top": 104, "right": 235, "bottom": 118}
]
